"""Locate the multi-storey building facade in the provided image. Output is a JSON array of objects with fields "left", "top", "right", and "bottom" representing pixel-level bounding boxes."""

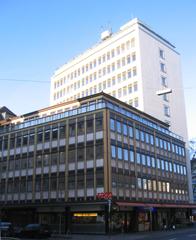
[
  {"left": 0, "top": 93, "right": 193, "bottom": 234},
  {"left": 50, "top": 18, "right": 187, "bottom": 141},
  {"left": 191, "top": 158, "right": 196, "bottom": 202}
]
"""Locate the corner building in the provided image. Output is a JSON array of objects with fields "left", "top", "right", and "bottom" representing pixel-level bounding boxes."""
[{"left": 0, "top": 93, "right": 193, "bottom": 234}]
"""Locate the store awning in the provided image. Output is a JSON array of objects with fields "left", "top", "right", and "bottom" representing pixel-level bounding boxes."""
[{"left": 116, "top": 201, "right": 196, "bottom": 209}]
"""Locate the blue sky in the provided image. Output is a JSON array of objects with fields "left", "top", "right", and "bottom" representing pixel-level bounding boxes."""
[{"left": 0, "top": 0, "right": 196, "bottom": 139}]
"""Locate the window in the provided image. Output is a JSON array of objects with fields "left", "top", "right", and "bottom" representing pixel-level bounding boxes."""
[
  {"left": 157, "top": 159, "right": 161, "bottom": 169},
  {"left": 133, "top": 67, "right": 137, "bottom": 76},
  {"left": 96, "top": 116, "right": 103, "bottom": 131},
  {"left": 161, "top": 76, "right": 167, "bottom": 87},
  {"left": 161, "top": 160, "right": 165, "bottom": 170},
  {"left": 160, "top": 62, "right": 166, "bottom": 72},
  {"left": 129, "top": 126, "right": 133, "bottom": 138},
  {"left": 110, "top": 119, "right": 115, "bottom": 131},
  {"left": 52, "top": 127, "right": 58, "bottom": 140},
  {"left": 151, "top": 157, "right": 155, "bottom": 168},
  {"left": 123, "top": 124, "right": 128, "bottom": 136},
  {"left": 117, "top": 89, "right": 122, "bottom": 98},
  {"left": 123, "top": 86, "right": 127, "bottom": 95},
  {"left": 142, "top": 154, "right": 146, "bottom": 165},
  {"left": 78, "top": 120, "right": 84, "bottom": 135},
  {"left": 68, "top": 149, "right": 76, "bottom": 163},
  {"left": 69, "top": 123, "right": 75, "bottom": 137},
  {"left": 134, "top": 98, "right": 139, "bottom": 107},
  {"left": 147, "top": 156, "right": 151, "bottom": 167},
  {"left": 96, "top": 145, "right": 103, "bottom": 159},
  {"left": 136, "top": 153, "right": 141, "bottom": 164},
  {"left": 159, "top": 49, "right": 165, "bottom": 59},
  {"left": 133, "top": 82, "right": 138, "bottom": 91},
  {"left": 117, "top": 121, "right": 121, "bottom": 133},
  {"left": 137, "top": 178, "right": 142, "bottom": 189},
  {"left": 127, "top": 55, "right": 131, "bottom": 64},
  {"left": 131, "top": 38, "right": 135, "bottom": 47},
  {"left": 86, "top": 146, "right": 94, "bottom": 160},
  {"left": 140, "top": 131, "right": 145, "bottom": 142},
  {"left": 143, "top": 179, "right": 147, "bottom": 190},
  {"left": 136, "top": 129, "right": 140, "bottom": 140},
  {"left": 165, "top": 161, "right": 169, "bottom": 171},
  {"left": 87, "top": 118, "right": 94, "bottom": 133},
  {"left": 150, "top": 135, "right": 154, "bottom": 145},
  {"left": 163, "top": 94, "right": 169, "bottom": 102},
  {"left": 128, "top": 84, "right": 132, "bottom": 93},
  {"left": 124, "top": 149, "right": 128, "bottom": 161},
  {"left": 132, "top": 52, "right": 136, "bottom": 61},
  {"left": 169, "top": 162, "right": 172, "bottom": 172},
  {"left": 128, "top": 70, "right": 131, "bottom": 79},
  {"left": 118, "top": 147, "right": 122, "bottom": 160},
  {"left": 164, "top": 105, "right": 170, "bottom": 117},
  {"left": 130, "top": 150, "right": 134, "bottom": 162},
  {"left": 111, "top": 146, "right": 116, "bottom": 158}
]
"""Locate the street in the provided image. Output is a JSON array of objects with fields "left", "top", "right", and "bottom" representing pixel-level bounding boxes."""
[
  {"left": 2, "top": 227, "right": 196, "bottom": 240},
  {"left": 50, "top": 227, "right": 196, "bottom": 240}
]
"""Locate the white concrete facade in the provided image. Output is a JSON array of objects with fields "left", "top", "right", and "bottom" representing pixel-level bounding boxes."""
[{"left": 50, "top": 18, "right": 187, "bottom": 142}]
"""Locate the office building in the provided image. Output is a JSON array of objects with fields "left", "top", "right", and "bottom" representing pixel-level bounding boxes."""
[
  {"left": 0, "top": 93, "right": 193, "bottom": 234},
  {"left": 50, "top": 18, "right": 187, "bottom": 141}
]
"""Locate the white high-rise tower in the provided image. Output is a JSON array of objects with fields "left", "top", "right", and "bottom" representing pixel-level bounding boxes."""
[{"left": 50, "top": 18, "right": 187, "bottom": 141}]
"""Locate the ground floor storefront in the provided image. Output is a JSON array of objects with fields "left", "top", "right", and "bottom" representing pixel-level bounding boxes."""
[{"left": 0, "top": 201, "right": 194, "bottom": 234}]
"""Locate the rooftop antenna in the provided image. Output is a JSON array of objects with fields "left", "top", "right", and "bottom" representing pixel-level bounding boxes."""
[{"left": 100, "top": 22, "right": 112, "bottom": 41}]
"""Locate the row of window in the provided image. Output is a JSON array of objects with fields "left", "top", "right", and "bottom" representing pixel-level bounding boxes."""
[
  {"left": 0, "top": 143, "right": 104, "bottom": 172},
  {"left": 137, "top": 177, "right": 186, "bottom": 195},
  {"left": 0, "top": 116, "right": 103, "bottom": 151},
  {"left": 110, "top": 118, "right": 185, "bottom": 156},
  {"left": 54, "top": 38, "right": 136, "bottom": 89},
  {"left": 0, "top": 169, "right": 104, "bottom": 194},
  {"left": 111, "top": 145, "right": 187, "bottom": 175},
  {"left": 53, "top": 66, "right": 137, "bottom": 101}
]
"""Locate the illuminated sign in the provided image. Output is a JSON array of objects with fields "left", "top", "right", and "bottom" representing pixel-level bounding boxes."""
[
  {"left": 96, "top": 192, "right": 112, "bottom": 199},
  {"left": 74, "top": 213, "right": 98, "bottom": 217}
]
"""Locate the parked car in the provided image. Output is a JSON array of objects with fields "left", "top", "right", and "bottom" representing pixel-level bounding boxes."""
[
  {"left": 0, "top": 221, "right": 13, "bottom": 237},
  {"left": 17, "top": 223, "right": 51, "bottom": 238}
]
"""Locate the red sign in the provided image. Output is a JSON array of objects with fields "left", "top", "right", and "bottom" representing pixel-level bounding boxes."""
[{"left": 96, "top": 192, "right": 112, "bottom": 199}]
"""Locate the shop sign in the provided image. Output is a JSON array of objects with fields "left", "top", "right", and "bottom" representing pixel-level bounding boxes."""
[
  {"left": 74, "top": 213, "right": 97, "bottom": 217},
  {"left": 96, "top": 192, "right": 112, "bottom": 199}
]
